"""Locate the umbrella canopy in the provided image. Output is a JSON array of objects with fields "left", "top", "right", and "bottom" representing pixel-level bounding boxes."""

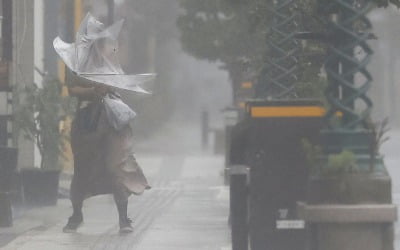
[{"left": 53, "top": 13, "right": 154, "bottom": 94}]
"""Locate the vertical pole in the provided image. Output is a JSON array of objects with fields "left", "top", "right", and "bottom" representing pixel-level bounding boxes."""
[
  {"left": 201, "top": 110, "right": 209, "bottom": 150},
  {"left": 2, "top": 0, "right": 12, "bottom": 62},
  {"left": 388, "top": 50, "right": 396, "bottom": 123},
  {"left": 2, "top": 0, "right": 12, "bottom": 147},
  {"left": 230, "top": 165, "right": 248, "bottom": 250}
]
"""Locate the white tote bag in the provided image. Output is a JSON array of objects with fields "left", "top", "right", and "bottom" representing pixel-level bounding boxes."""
[{"left": 103, "top": 96, "right": 136, "bottom": 130}]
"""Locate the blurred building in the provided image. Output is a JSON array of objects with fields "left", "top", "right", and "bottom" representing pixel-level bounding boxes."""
[{"left": 5, "top": 0, "right": 232, "bottom": 171}]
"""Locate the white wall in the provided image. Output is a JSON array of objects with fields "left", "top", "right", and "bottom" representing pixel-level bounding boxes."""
[
  {"left": 12, "top": 0, "right": 36, "bottom": 169},
  {"left": 33, "top": 0, "right": 44, "bottom": 168}
]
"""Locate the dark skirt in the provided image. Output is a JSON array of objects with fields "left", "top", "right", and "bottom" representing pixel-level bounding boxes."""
[{"left": 70, "top": 102, "right": 150, "bottom": 203}]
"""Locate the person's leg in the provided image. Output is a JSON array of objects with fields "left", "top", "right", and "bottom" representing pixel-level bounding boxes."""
[
  {"left": 116, "top": 200, "right": 128, "bottom": 222},
  {"left": 71, "top": 199, "right": 83, "bottom": 219},
  {"left": 63, "top": 177, "right": 85, "bottom": 233},
  {"left": 113, "top": 182, "right": 133, "bottom": 233}
]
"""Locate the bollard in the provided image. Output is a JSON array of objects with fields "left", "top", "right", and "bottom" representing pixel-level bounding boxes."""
[
  {"left": 224, "top": 126, "right": 233, "bottom": 185},
  {"left": 0, "top": 192, "right": 12, "bottom": 227},
  {"left": 213, "top": 128, "right": 225, "bottom": 155},
  {"left": 230, "top": 165, "right": 248, "bottom": 250},
  {"left": 223, "top": 108, "right": 240, "bottom": 185},
  {"left": 201, "top": 110, "right": 209, "bottom": 149}
]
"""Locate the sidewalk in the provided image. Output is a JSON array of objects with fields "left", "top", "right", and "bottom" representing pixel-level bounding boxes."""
[
  {"left": 0, "top": 153, "right": 231, "bottom": 250},
  {"left": 381, "top": 129, "right": 400, "bottom": 250}
]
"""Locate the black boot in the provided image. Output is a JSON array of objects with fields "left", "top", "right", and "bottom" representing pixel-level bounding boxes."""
[
  {"left": 63, "top": 202, "right": 83, "bottom": 233},
  {"left": 63, "top": 213, "right": 83, "bottom": 233},
  {"left": 117, "top": 201, "right": 133, "bottom": 233}
]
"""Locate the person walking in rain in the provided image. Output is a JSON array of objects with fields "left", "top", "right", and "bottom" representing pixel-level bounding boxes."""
[
  {"left": 62, "top": 72, "right": 150, "bottom": 234},
  {"left": 54, "top": 14, "right": 153, "bottom": 234}
]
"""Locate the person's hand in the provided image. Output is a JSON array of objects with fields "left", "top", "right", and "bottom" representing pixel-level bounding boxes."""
[{"left": 94, "top": 84, "right": 110, "bottom": 98}]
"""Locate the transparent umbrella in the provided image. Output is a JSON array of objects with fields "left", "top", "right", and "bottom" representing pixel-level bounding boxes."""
[{"left": 53, "top": 13, "right": 154, "bottom": 94}]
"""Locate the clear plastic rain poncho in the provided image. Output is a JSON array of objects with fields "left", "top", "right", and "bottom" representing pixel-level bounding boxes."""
[{"left": 53, "top": 13, "right": 154, "bottom": 130}]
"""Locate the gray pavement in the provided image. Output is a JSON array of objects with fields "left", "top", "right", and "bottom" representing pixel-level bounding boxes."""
[
  {"left": 1, "top": 154, "right": 231, "bottom": 250},
  {"left": 0, "top": 121, "right": 231, "bottom": 250}
]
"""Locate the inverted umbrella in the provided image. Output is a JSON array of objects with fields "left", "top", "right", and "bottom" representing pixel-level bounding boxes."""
[{"left": 53, "top": 13, "right": 154, "bottom": 94}]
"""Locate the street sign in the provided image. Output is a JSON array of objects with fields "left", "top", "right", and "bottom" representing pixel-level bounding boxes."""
[{"left": 276, "top": 220, "right": 305, "bottom": 230}]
